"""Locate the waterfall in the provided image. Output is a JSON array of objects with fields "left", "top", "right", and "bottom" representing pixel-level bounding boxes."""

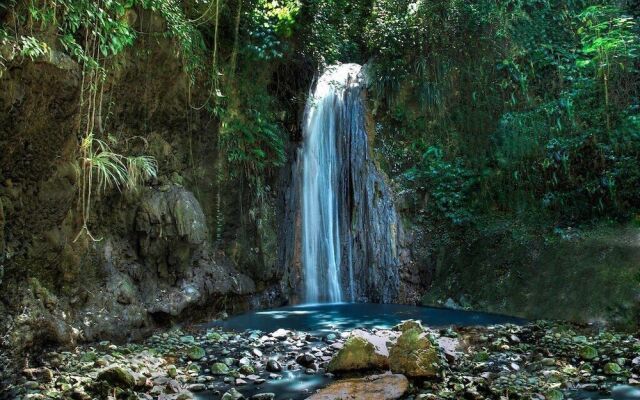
[
  {"left": 301, "top": 64, "right": 361, "bottom": 303},
  {"left": 297, "top": 63, "right": 401, "bottom": 305}
]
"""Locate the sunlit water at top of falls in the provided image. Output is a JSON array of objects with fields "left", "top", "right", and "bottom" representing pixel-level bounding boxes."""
[{"left": 301, "top": 63, "right": 362, "bottom": 304}]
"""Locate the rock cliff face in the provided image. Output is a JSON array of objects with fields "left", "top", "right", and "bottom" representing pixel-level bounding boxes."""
[
  {"left": 337, "top": 72, "right": 403, "bottom": 303},
  {"left": 0, "top": 12, "right": 288, "bottom": 355}
]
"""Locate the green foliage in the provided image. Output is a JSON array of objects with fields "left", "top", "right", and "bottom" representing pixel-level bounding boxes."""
[
  {"left": 370, "top": 0, "right": 640, "bottom": 229},
  {"left": 218, "top": 96, "right": 286, "bottom": 178},
  {"left": 577, "top": 5, "right": 639, "bottom": 75},
  {"left": 246, "top": 0, "right": 301, "bottom": 60},
  {"left": 139, "top": 0, "right": 205, "bottom": 76},
  {"left": 404, "top": 147, "right": 476, "bottom": 225},
  {"left": 76, "top": 134, "right": 157, "bottom": 240},
  {"left": 298, "top": 0, "right": 370, "bottom": 64},
  {"left": 18, "top": 35, "right": 49, "bottom": 59}
]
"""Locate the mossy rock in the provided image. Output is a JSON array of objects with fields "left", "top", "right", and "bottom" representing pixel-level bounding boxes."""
[
  {"left": 545, "top": 389, "right": 564, "bottom": 400},
  {"left": 579, "top": 345, "right": 598, "bottom": 360},
  {"left": 393, "top": 319, "right": 424, "bottom": 333},
  {"left": 211, "top": 362, "right": 230, "bottom": 375},
  {"left": 473, "top": 351, "right": 490, "bottom": 362},
  {"left": 97, "top": 366, "right": 136, "bottom": 389},
  {"left": 207, "top": 331, "right": 223, "bottom": 341},
  {"left": 327, "top": 336, "right": 389, "bottom": 372},
  {"left": 604, "top": 362, "right": 622, "bottom": 375},
  {"left": 80, "top": 351, "right": 98, "bottom": 363},
  {"left": 388, "top": 328, "right": 441, "bottom": 378},
  {"left": 187, "top": 346, "right": 206, "bottom": 361},
  {"left": 239, "top": 364, "right": 255, "bottom": 374}
]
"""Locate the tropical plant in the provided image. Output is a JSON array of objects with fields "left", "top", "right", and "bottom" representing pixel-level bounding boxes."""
[{"left": 75, "top": 134, "right": 157, "bottom": 241}]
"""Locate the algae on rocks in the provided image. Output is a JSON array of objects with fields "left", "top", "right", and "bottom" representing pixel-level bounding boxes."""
[
  {"left": 388, "top": 328, "right": 441, "bottom": 378},
  {"left": 327, "top": 335, "right": 389, "bottom": 372}
]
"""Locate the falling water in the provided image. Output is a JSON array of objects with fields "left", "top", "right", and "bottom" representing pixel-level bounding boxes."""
[{"left": 301, "top": 64, "right": 362, "bottom": 303}]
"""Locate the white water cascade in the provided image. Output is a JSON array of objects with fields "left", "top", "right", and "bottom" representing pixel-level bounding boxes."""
[{"left": 301, "top": 64, "right": 362, "bottom": 304}]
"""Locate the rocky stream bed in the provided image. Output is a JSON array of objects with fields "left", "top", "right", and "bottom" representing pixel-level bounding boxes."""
[{"left": 2, "top": 318, "right": 639, "bottom": 400}]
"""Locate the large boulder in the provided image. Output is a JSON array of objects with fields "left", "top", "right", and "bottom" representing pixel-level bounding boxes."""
[
  {"left": 306, "top": 373, "right": 408, "bottom": 400},
  {"left": 135, "top": 186, "right": 208, "bottom": 280},
  {"left": 327, "top": 330, "right": 392, "bottom": 372},
  {"left": 97, "top": 366, "right": 136, "bottom": 389},
  {"left": 388, "top": 328, "right": 441, "bottom": 378}
]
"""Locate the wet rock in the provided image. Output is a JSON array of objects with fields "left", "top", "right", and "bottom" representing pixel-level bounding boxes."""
[
  {"left": 266, "top": 359, "right": 282, "bottom": 372},
  {"left": 394, "top": 320, "right": 424, "bottom": 333},
  {"left": 252, "top": 348, "right": 263, "bottom": 357},
  {"left": 296, "top": 353, "right": 317, "bottom": 367},
  {"left": 306, "top": 373, "right": 409, "bottom": 400},
  {"left": 239, "top": 364, "right": 255, "bottom": 374},
  {"left": 188, "top": 383, "right": 206, "bottom": 392},
  {"left": 211, "top": 362, "right": 230, "bottom": 375},
  {"left": 604, "top": 362, "right": 622, "bottom": 375},
  {"left": 251, "top": 394, "right": 275, "bottom": 400},
  {"left": 222, "top": 388, "right": 245, "bottom": 400},
  {"left": 271, "top": 329, "right": 288, "bottom": 340},
  {"left": 388, "top": 328, "right": 440, "bottom": 378},
  {"left": 187, "top": 346, "right": 206, "bottom": 360},
  {"left": 96, "top": 366, "right": 136, "bottom": 388},
  {"left": 580, "top": 346, "right": 598, "bottom": 360}
]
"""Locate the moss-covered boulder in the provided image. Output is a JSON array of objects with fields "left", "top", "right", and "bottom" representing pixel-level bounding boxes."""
[
  {"left": 579, "top": 346, "right": 598, "bottom": 360},
  {"left": 187, "top": 346, "right": 206, "bottom": 361},
  {"left": 211, "top": 362, "right": 230, "bottom": 375},
  {"left": 327, "top": 333, "right": 389, "bottom": 372},
  {"left": 388, "top": 328, "right": 441, "bottom": 378},
  {"left": 604, "top": 362, "right": 622, "bottom": 375},
  {"left": 96, "top": 366, "right": 136, "bottom": 388}
]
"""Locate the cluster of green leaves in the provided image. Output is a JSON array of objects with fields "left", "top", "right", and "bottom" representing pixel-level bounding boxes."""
[
  {"left": 139, "top": 0, "right": 205, "bottom": 77},
  {"left": 245, "top": 0, "right": 301, "bottom": 60},
  {"left": 297, "top": 0, "right": 370, "bottom": 64},
  {"left": 404, "top": 147, "right": 477, "bottom": 225},
  {"left": 217, "top": 87, "right": 286, "bottom": 180}
]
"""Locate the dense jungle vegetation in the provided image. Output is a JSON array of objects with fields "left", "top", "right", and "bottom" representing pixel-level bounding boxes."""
[
  {"left": 1, "top": 0, "right": 639, "bottom": 324},
  {"left": 3, "top": 0, "right": 638, "bottom": 238}
]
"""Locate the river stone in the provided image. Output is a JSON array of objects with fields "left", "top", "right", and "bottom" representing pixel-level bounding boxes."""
[
  {"left": 187, "top": 346, "right": 206, "bottom": 360},
  {"left": 388, "top": 328, "right": 440, "bottom": 378},
  {"left": 296, "top": 353, "right": 317, "bottom": 367},
  {"left": 96, "top": 366, "right": 136, "bottom": 388},
  {"left": 306, "top": 373, "right": 408, "bottom": 400},
  {"left": 211, "top": 363, "right": 230, "bottom": 375},
  {"left": 327, "top": 331, "right": 391, "bottom": 372},
  {"left": 580, "top": 346, "right": 598, "bottom": 360},
  {"left": 221, "top": 388, "right": 245, "bottom": 400},
  {"left": 604, "top": 362, "right": 622, "bottom": 375},
  {"left": 239, "top": 364, "right": 255, "bottom": 374},
  {"left": 545, "top": 389, "right": 564, "bottom": 400},
  {"left": 251, "top": 394, "right": 275, "bottom": 400},
  {"left": 394, "top": 320, "right": 424, "bottom": 333},
  {"left": 266, "top": 359, "right": 282, "bottom": 372}
]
